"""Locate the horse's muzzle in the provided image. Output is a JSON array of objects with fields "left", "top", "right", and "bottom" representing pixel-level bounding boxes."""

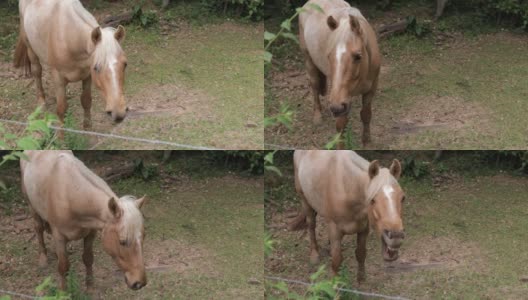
[{"left": 330, "top": 102, "right": 349, "bottom": 117}]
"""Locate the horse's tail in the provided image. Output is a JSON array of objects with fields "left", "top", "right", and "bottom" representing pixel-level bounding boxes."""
[
  {"left": 288, "top": 212, "right": 308, "bottom": 231},
  {"left": 13, "top": 28, "right": 31, "bottom": 76}
]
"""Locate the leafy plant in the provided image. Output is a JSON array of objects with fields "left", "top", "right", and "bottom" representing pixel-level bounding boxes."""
[
  {"left": 133, "top": 2, "right": 159, "bottom": 28},
  {"left": 0, "top": 106, "right": 58, "bottom": 152},
  {"left": 264, "top": 3, "right": 323, "bottom": 64},
  {"left": 134, "top": 159, "right": 159, "bottom": 180},
  {"left": 264, "top": 104, "right": 293, "bottom": 130},
  {"left": 402, "top": 156, "right": 430, "bottom": 179},
  {"left": 264, "top": 232, "right": 274, "bottom": 257},
  {"left": 264, "top": 151, "right": 282, "bottom": 176},
  {"left": 406, "top": 16, "right": 431, "bottom": 37}
]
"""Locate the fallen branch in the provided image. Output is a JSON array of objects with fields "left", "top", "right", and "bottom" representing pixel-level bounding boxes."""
[
  {"left": 101, "top": 11, "right": 135, "bottom": 28},
  {"left": 99, "top": 161, "right": 136, "bottom": 182},
  {"left": 377, "top": 19, "right": 409, "bottom": 39}
]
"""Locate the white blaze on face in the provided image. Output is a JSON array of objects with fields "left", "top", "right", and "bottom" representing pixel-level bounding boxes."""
[
  {"left": 108, "top": 57, "right": 120, "bottom": 97},
  {"left": 382, "top": 185, "right": 398, "bottom": 216},
  {"left": 334, "top": 42, "right": 347, "bottom": 85}
]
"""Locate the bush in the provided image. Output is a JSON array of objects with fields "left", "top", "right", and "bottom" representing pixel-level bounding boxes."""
[{"left": 200, "top": 0, "right": 264, "bottom": 20}]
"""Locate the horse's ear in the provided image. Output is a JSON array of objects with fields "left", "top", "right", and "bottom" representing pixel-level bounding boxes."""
[
  {"left": 135, "top": 195, "right": 147, "bottom": 209},
  {"left": 91, "top": 27, "right": 102, "bottom": 45},
  {"left": 349, "top": 15, "right": 361, "bottom": 35},
  {"left": 114, "top": 25, "right": 126, "bottom": 43},
  {"left": 368, "top": 160, "right": 380, "bottom": 179},
  {"left": 327, "top": 16, "right": 338, "bottom": 31},
  {"left": 390, "top": 159, "right": 402, "bottom": 179},
  {"left": 108, "top": 197, "right": 122, "bottom": 219}
]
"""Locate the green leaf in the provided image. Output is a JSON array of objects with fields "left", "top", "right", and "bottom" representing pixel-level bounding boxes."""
[
  {"left": 265, "top": 165, "right": 282, "bottom": 176},
  {"left": 16, "top": 137, "right": 41, "bottom": 150},
  {"left": 280, "top": 32, "right": 299, "bottom": 43},
  {"left": 0, "top": 140, "right": 8, "bottom": 149},
  {"left": 13, "top": 151, "right": 29, "bottom": 161},
  {"left": 264, "top": 152, "right": 274, "bottom": 164},
  {"left": 264, "top": 51, "right": 273, "bottom": 63},
  {"left": 264, "top": 31, "right": 276, "bottom": 41},
  {"left": 280, "top": 19, "right": 291, "bottom": 31}
]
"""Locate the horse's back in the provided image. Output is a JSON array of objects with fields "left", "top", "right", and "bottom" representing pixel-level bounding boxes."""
[
  {"left": 295, "top": 151, "right": 370, "bottom": 217},
  {"left": 22, "top": 151, "right": 74, "bottom": 221}
]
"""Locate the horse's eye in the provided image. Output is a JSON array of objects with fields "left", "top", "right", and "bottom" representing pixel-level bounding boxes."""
[
  {"left": 353, "top": 53, "right": 362, "bottom": 62},
  {"left": 124, "top": 62, "right": 128, "bottom": 68},
  {"left": 119, "top": 240, "right": 127, "bottom": 246},
  {"left": 402, "top": 196, "right": 406, "bottom": 202}
]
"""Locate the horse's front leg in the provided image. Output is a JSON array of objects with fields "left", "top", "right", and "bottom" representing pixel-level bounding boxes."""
[
  {"left": 328, "top": 222, "right": 344, "bottom": 276},
  {"left": 304, "top": 54, "right": 324, "bottom": 125},
  {"left": 82, "top": 230, "right": 96, "bottom": 291},
  {"left": 81, "top": 76, "right": 92, "bottom": 130},
  {"left": 53, "top": 232, "right": 69, "bottom": 290},
  {"left": 355, "top": 229, "right": 369, "bottom": 283},
  {"left": 361, "top": 78, "right": 378, "bottom": 146},
  {"left": 52, "top": 71, "right": 68, "bottom": 139},
  {"left": 335, "top": 116, "right": 349, "bottom": 150}
]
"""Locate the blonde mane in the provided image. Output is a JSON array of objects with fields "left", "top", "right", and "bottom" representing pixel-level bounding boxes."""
[
  {"left": 326, "top": 7, "right": 367, "bottom": 56},
  {"left": 365, "top": 169, "right": 398, "bottom": 202},
  {"left": 118, "top": 195, "right": 144, "bottom": 242},
  {"left": 93, "top": 27, "right": 123, "bottom": 70}
]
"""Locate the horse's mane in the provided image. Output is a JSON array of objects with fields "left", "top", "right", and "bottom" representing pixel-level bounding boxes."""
[
  {"left": 118, "top": 195, "right": 144, "bottom": 242},
  {"left": 366, "top": 169, "right": 398, "bottom": 202},
  {"left": 326, "top": 7, "right": 367, "bottom": 56},
  {"left": 93, "top": 28, "right": 123, "bottom": 70}
]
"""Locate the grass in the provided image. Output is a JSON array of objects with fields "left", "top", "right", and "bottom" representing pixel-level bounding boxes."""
[
  {"left": 264, "top": 2, "right": 528, "bottom": 149},
  {"left": 0, "top": 1, "right": 263, "bottom": 150},
  {"left": 0, "top": 152, "right": 263, "bottom": 299},
  {"left": 264, "top": 152, "right": 528, "bottom": 299}
]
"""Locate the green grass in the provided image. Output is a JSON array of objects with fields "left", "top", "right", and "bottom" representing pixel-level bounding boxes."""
[
  {"left": 265, "top": 153, "right": 528, "bottom": 299},
  {"left": 0, "top": 153, "right": 263, "bottom": 299},
  {"left": 1, "top": 1, "right": 263, "bottom": 150},
  {"left": 264, "top": 2, "right": 528, "bottom": 149}
]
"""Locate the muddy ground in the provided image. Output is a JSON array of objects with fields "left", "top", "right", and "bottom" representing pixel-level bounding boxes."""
[
  {"left": 0, "top": 152, "right": 263, "bottom": 299},
  {"left": 265, "top": 153, "right": 528, "bottom": 299},
  {"left": 0, "top": 1, "right": 263, "bottom": 149},
  {"left": 264, "top": 2, "right": 528, "bottom": 149}
]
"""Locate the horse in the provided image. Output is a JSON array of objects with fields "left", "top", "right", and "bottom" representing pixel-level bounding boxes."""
[
  {"left": 290, "top": 150, "right": 405, "bottom": 282},
  {"left": 299, "top": 0, "right": 381, "bottom": 149},
  {"left": 14, "top": 0, "right": 128, "bottom": 132},
  {"left": 20, "top": 151, "right": 147, "bottom": 291}
]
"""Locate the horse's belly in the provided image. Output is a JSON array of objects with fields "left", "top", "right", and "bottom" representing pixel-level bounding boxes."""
[{"left": 338, "top": 218, "right": 368, "bottom": 235}]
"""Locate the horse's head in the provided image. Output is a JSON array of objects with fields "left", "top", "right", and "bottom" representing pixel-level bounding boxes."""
[
  {"left": 102, "top": 196, "right": 147, "bottom": 290},
  {"left": 366, "top": 159, "right": 405, "bottom": 262},
  {"left": 90, "top": 26, "right": 128, "bottom": 123},
  {"left": 326, "top": 15, "right": 366, "bottom": 117}
]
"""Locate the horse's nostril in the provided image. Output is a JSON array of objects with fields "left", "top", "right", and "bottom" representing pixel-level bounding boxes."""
[
  {"left": 106, "top": 111, "right": 111, "bottom": 116},
  {"left": 131, "top": 282, "right": 142, "bottom": 290}
]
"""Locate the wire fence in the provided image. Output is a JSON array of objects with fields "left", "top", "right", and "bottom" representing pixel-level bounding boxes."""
[
  {"left": 0, "top": 289, "right": 37, "bottom": 299},
  {"left": 0, "top": 118, "right": 220, "bottom": 150},
  {"left": 265, "top": 275, "right": 410, "bottom": 300}
]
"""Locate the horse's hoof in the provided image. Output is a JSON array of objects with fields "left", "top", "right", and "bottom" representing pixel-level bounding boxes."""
[
  {"left": 309, "top": 252, "right": 320, "bottom": 265},
  {"left": 38, "top": 255, "right": 48, "bottom": 268},
  {"left": 313, "top": 113, "right": 322, "bottom": 126},
  {"left": 357, "top": 273, "right": 366, "bottom": 283},
  {"left": 83, "top": 120, "right": 92, "bottom": 130}
]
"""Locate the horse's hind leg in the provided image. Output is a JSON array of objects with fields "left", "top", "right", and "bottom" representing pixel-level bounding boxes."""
[
  {"left": 82, "top": 230, "right": 96, "bottom": 290},
  {"left": 292, "top": 159, "right": 320, "bottom": 264},
  {"left": 81, "top": 77, "right": 92, "bottom": 129},
  {"left": 360, "top": 77, "right": 378, "bottom": 146},
  {"left": 26, "top": 46, "right": 46, "bottom": 106},
  {"left": 30, "top": 208, "right": 48, "bottom": 267}
]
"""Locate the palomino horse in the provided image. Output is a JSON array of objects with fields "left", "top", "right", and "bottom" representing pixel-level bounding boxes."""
[
  {"left": 20, "top": 151, "right": 147, "bottom": 290},
  {"left": 14, "top": 0, "right": 128, "bottom": 129},
  {"left": 299, "top": 0, "right": 381, "bottom": 148},
  {"left": 290, "top": 150, "right": 405, "bottom": 282}
]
